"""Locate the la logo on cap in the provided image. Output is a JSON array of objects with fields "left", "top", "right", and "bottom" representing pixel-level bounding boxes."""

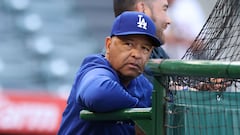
[{"left": 137, "top": 15, "right": 147, "bottom": 30}]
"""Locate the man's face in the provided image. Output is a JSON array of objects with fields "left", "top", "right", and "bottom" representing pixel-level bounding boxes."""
[
  {"left": 105, "top": 35, "right": 153, "bottom": 80},
  {"left": 147, "top": 0, "right": 171, "bottom": 43}
]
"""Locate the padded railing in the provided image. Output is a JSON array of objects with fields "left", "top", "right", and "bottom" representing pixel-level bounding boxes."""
[{"left": 80, "top": 59, "right": 240, "bottom": 135}]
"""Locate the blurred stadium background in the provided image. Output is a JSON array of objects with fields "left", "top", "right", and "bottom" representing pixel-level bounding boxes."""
[
  {"left": 0, "top": 0, "right": 216, "bottom": 134},
  {"left": 0, "top": 0, "right": 114, "bottom": 95}
]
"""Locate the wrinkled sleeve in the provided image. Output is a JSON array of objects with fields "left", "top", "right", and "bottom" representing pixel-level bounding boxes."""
[{"left": 76, "top": 68, "right": 139, "bottom": 112}]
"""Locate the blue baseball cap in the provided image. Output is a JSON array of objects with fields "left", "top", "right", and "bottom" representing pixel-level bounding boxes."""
[{"left": 111, "top": 11, "right": 162, "bottom": 47}]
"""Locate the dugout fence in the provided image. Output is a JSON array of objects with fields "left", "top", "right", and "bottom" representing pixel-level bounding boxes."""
[{"left": 80, "top": 59, "right": 240, "bottom": 135}]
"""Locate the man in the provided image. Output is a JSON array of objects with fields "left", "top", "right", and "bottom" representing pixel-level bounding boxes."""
[
  {"left": 113, "top": 0, "right": 171, "bottom": 59},
  {"left": 58, "top": 11, "right": 162, "bottom": 135},
  {"left": 113, "top": 1, "right": 171, "bottom": 134}
]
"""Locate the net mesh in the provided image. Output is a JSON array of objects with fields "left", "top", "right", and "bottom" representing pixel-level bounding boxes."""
[
  {"left": 182, "top": 0, "right": 240, "bottom": 61},
  {"left": 164, "top": 0, "right": 240, "bottom": 134}
]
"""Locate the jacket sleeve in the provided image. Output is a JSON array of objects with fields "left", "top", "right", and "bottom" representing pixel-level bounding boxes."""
[{"left": 76, "top": 68, "right": 139, "bottom": 112}]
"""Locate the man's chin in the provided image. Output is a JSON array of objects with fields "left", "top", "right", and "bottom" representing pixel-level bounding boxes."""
[
  {"left": 157, "top": 31, "right": 165, "bottom": 44},
  {"left": 122, "top": 72, "right": 140, "bottom": 79}
]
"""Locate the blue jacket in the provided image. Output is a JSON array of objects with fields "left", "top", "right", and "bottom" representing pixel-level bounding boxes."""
[{"left": 58, "top": 54, "right": 153, "bottom": 135}]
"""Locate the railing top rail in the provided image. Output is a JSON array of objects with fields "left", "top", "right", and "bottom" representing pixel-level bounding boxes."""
[{"left": 147, "top": 59, "right": 240, "bottom": 78}]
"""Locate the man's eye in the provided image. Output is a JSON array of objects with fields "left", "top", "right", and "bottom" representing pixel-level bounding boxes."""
[
  {"left": 142, "top": 46, "right": 151, "bottom": 54},
  {"left": 126, "top": 42, "right": 133, "bottom": 46},
  {"left": 125, "top": 42, "right": 134, "bottom": 48}
]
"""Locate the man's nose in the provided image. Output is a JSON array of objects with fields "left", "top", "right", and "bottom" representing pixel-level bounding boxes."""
[
  {"left": 167, "top": 16, "right": 172, "bottom": 26},
  {"left": 130, "top": 47, "right": 142, "bottom": 58}
]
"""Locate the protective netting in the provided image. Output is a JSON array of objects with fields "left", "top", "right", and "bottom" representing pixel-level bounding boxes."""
[
  {"left": 164, "top": 0, "right": 240, "bottom": 134},
  {"left": 182, "top": 0, "right": 240, "bottom": 61}
]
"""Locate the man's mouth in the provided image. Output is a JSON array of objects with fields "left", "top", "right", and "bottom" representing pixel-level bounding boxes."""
[{"left": 127, "top": 63, "right": 141, "bottom": 71}]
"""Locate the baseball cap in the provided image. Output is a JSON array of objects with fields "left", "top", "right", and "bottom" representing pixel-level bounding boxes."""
[{"left": 111, "top": 11, "right": 162, "bottom": 47}]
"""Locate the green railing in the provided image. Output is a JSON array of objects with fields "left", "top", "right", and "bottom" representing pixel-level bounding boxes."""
[{"left": 80, "top": 59, "right": 240, "bottom": 135}]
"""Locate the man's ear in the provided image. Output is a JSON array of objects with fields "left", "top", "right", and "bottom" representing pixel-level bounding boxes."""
[
  {"left": 135, "top": 1, "right": 145, "bottom": 12},
  {"left": 135, "top": 2, "right": 151, "bottom": 16},
  {"left": 105, "top": 37, "right": 112, "bottom": 54}
]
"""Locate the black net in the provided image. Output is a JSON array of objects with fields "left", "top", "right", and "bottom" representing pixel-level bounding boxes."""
[
  {"left": 164, "top": 0, "right": 240, "bottom": 134},
  {"left": 182, "top": 0, "right": 240, "bottom": 61}
]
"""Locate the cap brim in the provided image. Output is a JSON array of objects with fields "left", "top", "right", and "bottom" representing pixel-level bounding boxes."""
[{"left": 112, "top": 32, "right": 163, "bottom": 47}]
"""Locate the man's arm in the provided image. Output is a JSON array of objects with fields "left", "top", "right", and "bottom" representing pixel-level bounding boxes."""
[{"left": 77, "top": 68, "right": 139, "bottom": 112}]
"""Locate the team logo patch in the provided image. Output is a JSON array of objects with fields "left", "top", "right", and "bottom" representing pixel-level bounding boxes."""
[{"left": 137, "top": 15, "right": 147, "bottom": 30}]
